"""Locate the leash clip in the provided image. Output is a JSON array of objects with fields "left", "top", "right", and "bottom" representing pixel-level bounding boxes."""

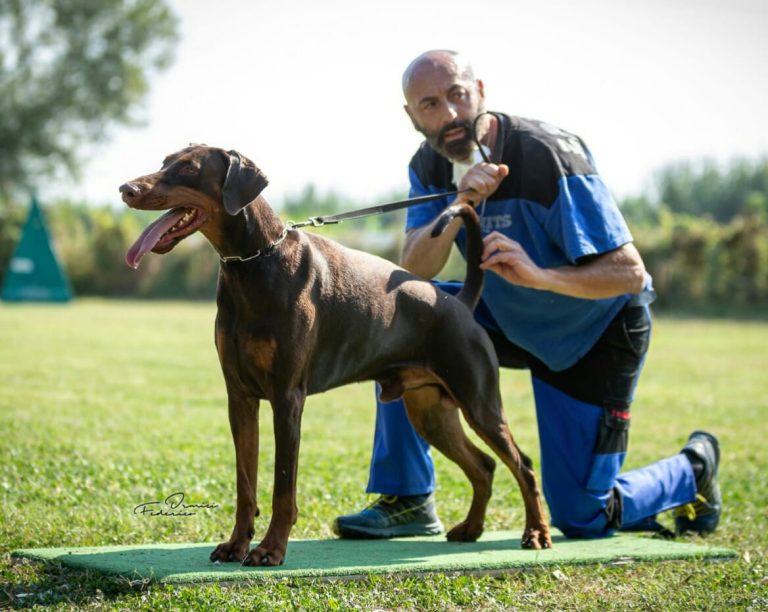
[
  {"left": 309, "top": 217, "right": 340, "bottom": 227},
  {"left": 286, "top": 217, "right": 334, "bottom": 230}
]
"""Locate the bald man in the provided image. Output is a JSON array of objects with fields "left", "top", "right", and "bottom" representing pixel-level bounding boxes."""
[{"left": 334, "top": 50, "right": 722, "bottom": 540}]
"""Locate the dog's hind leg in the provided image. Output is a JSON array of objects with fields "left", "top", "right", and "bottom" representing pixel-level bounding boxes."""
[
  {"left": 461, "top": 402, "right": 552, "bottom": 550},
  {"left": 403, "top": 386, "right": 496, "bottom": 542},
  {"left": 434, "top": 342, "right": 552, "bottom": 550},
  {"left": 210, "top": 395, "right": 260, "bottom": 563}
]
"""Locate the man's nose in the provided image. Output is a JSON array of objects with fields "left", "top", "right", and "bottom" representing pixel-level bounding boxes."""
[{"left": 440, "top": 101, "right": 459, "bottom": 123}]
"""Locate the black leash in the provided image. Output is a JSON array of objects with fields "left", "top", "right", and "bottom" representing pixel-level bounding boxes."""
[
  {"left": 220, "top": 111, "right": 505, "bottom": 263},
  {"left": 287, "top": 189, "right": 469, "bottom": 229},
  {"left": 221, "top": 112, "right": 506, "bottom": 261},
  {"left": 223, "top": 191, "right": 469, "bottom": 262},
  {"left": 287, "top": 111, "right": 507, "bottom": 230},
  {"left": 474, "top": 111, "right": 506, "bottom": 164},
  {"left": 222, "top": 190, "right": 467, "bottom": 262}
]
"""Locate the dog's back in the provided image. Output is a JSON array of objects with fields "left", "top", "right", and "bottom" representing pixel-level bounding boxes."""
[{"left": 217, "top": 220, "right": 493, "bottom": 397}]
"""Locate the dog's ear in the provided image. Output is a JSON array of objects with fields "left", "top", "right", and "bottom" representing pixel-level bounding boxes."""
[{"left": 222, "top": 150, "right": 269, "bottom": 215}]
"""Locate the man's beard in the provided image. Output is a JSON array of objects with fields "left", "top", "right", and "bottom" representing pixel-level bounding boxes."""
[{"left": 420, "top": 118, "right": 476, "bottom": 161}]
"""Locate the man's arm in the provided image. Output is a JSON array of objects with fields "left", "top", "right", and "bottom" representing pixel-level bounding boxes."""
[
  {"left": 400, "top": 212, "right": 461, "bottom": 277},
  {"left": 480, "top": 233, "right": 646, "bottom": 299},
  {"left": 401, "top": 163, "right": 509, "bottom": 277}
]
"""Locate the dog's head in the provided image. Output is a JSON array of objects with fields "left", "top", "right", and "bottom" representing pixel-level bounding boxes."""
[{"left": 119, "top": 145, "right": 268, "bottom": 268}]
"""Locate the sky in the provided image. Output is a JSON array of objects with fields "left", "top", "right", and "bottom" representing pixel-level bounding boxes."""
[{"left": 60, "top": 0, "right": 768, "bottom": 210}]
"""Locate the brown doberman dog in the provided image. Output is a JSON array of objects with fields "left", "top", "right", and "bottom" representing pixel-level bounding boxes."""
[{"left": 120, "top": 145, "right": 551, "bottom": 566}]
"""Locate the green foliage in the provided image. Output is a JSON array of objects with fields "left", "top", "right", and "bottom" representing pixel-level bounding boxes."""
[
  {"left": 0, "top": 302, "right": 766, "bottom": 608},
  {"left": 281, "top": 183, "right": 346, "bottom": 221},
  {"left": 637, "top": 214, "right": 768, "bottom": 311},
  {"left": 628, "top": 215, "right": 768, "bottom": 314},
  {"left": 0, "top": 0, "right": 179, "bottom": 199},
  {"left": 0, "top": 200, "right": 218, "bottom": 298},
  {"left": 282, "top": 183, "right": 408, "bottom": 264},
  {"left": 645, "top": 157, "right": 768, "bottom": 223},
  {"left": 3, "top": 152, "right": 768, "bottom": 309},
  {"left": 0, "top": 195, "right": 408, "bottom": 298},
  {"left": 620, "top": 156, "right": 768, "bottom": 312},
  {"left": 283, "top": 183, "right": 407, "bottom": 232},
  {"left": 0, "top": 199, "right": 25, "bottom": 272}
]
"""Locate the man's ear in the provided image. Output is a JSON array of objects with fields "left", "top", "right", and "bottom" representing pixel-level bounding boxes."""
[
  {"left": 475, "top": 78, "right": 485, "bottom": 101},
  {"left": 222, "top": 150, "right": 269, "bottom": 215}
]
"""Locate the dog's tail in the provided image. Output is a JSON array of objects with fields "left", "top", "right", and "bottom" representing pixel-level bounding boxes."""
[{"left": 430, "top": 203, "right": 484, "bottom": 311}]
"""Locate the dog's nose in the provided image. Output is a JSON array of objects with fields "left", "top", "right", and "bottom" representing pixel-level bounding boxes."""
[{"left": 119, "top": 182, "right": 140, "bottom": 204}]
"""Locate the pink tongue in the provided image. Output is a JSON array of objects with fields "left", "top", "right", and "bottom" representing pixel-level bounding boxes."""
[{"left": 125, "top": 208, "right": 188, "bottom": 269}]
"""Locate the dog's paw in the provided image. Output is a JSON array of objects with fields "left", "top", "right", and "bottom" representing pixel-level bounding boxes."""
[
  {"left": 521, "top": 526, "right": 552, "bottom": 550},
  {"left": 210, "top": 540, "right": 250, "bottom": 563},
  {"left": 446, "top": 521, "right": 483, "bottom": 542},
  {"left": 242, "top": 544, "right": 285, "bottom": 566}
]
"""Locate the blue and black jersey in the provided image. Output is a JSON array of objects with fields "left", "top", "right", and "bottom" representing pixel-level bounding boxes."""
[{"left": 405, "top": 113, "right": 644, "bottom": 371}]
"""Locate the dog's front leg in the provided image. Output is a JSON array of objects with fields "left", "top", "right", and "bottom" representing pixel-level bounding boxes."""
[
  {"left": 210, "top": 395, "right": 260, "bottom": 563},
  {"left": 243, "top": 389, "right": 304, "bottom": 566}
]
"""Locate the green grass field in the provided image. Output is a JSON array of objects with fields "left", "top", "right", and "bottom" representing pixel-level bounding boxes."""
[{"left": 1, "top": 300, "right": 766, "bottom": 609}]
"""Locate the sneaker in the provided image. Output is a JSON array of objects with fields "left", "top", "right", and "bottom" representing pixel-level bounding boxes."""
[
  {"left": 333, "top": 494, "right": 444, "bottom": 539},
  {"left": 674, "top": 430, "right": 722, "bottom": 535}
]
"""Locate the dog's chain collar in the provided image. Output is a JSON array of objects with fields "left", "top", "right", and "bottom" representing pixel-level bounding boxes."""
[{"left": 219, "top": 227, "right": 289, "bottom": 264}]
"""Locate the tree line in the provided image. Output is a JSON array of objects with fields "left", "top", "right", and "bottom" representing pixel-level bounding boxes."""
[
  {"left": 623, "top": 157, "right": 768, "bottom": 312},
  {"left": 1, "top": 156, "right": 767, "bottom": 312}
]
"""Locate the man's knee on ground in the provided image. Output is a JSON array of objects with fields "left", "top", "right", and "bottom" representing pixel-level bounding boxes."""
[{"left": 548, "top": 487, "right": 621, "bottom": 539}]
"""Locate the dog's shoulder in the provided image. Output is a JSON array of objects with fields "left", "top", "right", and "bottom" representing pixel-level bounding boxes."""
[{"left": 299, "top": 230, "right": 401, "bottom": 273}]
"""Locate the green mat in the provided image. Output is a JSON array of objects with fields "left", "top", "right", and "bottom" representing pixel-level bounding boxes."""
[{"left": 12, "top": 530, "right": 736, "bottom": 583}]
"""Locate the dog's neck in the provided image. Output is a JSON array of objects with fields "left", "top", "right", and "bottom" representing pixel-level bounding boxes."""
[
  {"left": 209, "top": 196, "right": 286, "bottom": 261},
  {"left": 244, "top": 196, "right": 284, "bottom": 249}
]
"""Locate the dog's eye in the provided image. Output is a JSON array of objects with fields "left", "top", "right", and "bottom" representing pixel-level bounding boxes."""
[{"left": 178, "top": 163, "right": 199, "bottom": 176}]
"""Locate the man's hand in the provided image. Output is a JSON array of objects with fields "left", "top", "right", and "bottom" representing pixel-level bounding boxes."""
[
  {"left": 458, "top": 163, "right": 509, "bottom": 206},
  {"left": 480, "top": 232, "right": 647, "bottom": 299},
  {"left": 480, "top": 232, "right": 548, "bottom": 289}
]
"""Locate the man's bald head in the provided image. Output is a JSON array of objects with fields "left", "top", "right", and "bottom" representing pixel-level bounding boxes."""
[
  {"left": 401, "top": 50, "right": 476, "bottom": 101},
  {"left": 400, "top": 50, "right": 487, "bottom": 161}
]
